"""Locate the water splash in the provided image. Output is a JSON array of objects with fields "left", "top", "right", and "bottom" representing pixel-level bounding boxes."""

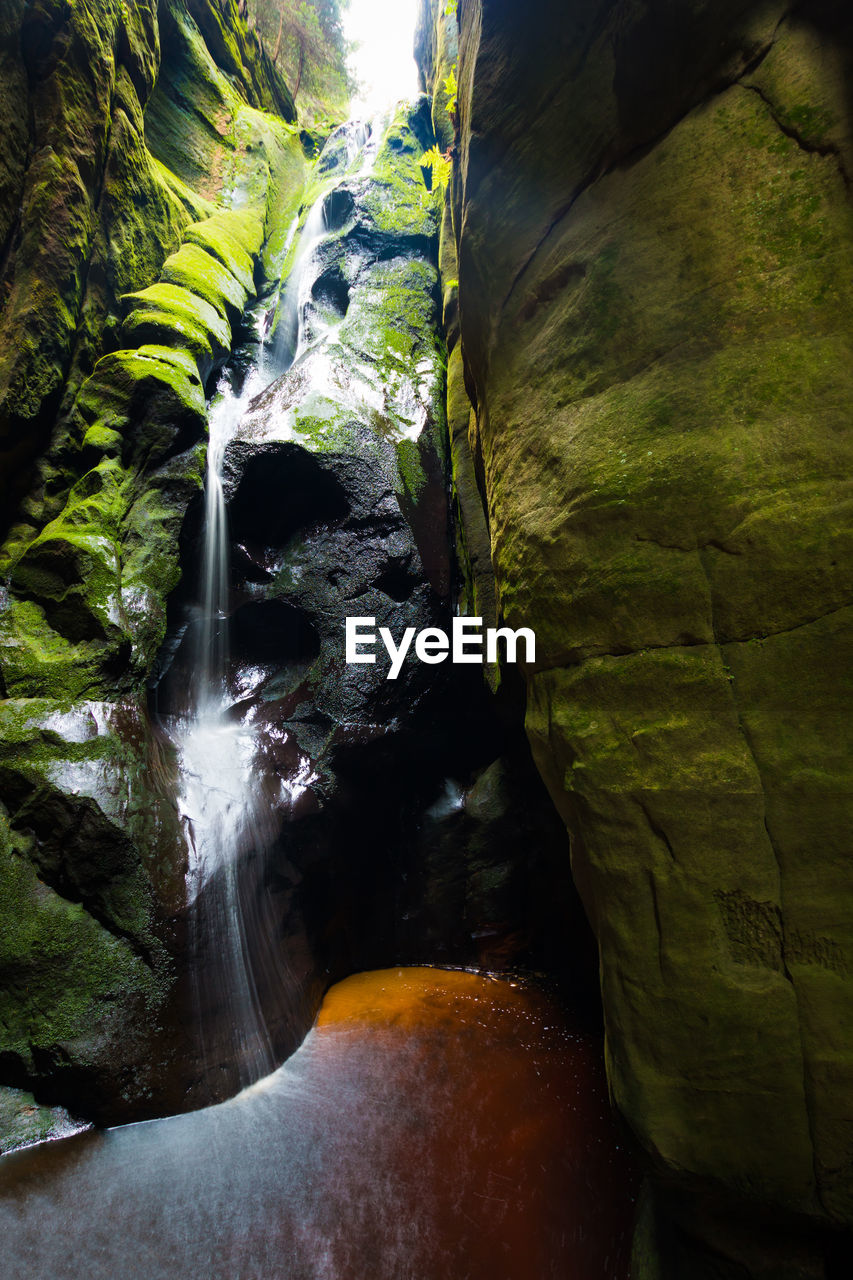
[{"left": 176, "top": 360, "right": 282, "bottom": 1088}]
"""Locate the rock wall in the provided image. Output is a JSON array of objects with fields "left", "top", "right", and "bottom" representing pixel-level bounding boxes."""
[
  {"left": 0, "top": 0, "right": 306, "bottom": 1138},
  {"left": 419, "top": 0, "right": 853, "bottom": 1272}
]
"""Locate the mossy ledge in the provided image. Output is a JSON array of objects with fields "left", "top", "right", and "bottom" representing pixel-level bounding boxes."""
[{"left": 0, "top": 0, "right": 309, "bottom": 1134}]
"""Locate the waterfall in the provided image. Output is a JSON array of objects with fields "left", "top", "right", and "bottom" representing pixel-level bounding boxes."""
[
  {"left": 173, "top": 122, "right": 375, "bottom": 1095},
  {"left": 272, "top": 118, "right": 379, "bottom": 369},
  {"left": 272, "top": 193, "right": 328, "bottom": 369},
  {"left": 177, "top": 364, "right": 281, "bottom": 1089}
]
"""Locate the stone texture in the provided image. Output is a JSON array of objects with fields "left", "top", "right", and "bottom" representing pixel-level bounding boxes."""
[
  {"left": 143, "top": 105, "right": 592, "bottom": 1105},
  {"left": 418, "top": 0, "right": 853, "bottom": 1269},
  {"left": 0, "top": 0, "right": 306, "bottom": 1127}
]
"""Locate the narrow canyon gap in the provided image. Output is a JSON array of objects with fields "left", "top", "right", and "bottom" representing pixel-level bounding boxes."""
[
  {"left": 0, "top": 1, "right": 636, "bottom": 1277},
  {"left": 0, "top": 0, "right": 850, "bottom": 1277}
]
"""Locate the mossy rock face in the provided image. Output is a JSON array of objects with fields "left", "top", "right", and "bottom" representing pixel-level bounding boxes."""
[
  {"left": 356, "top": 101, "right": 439, "bottom": 251},
  {"left": 233, "top": 110, "right": 447, "bottom": 604},
  {"left": 184, "top": 0, "right": 296, "bottom": 122},
  {"left": 159, "top": 243, "right": 249, "bottom": 328},
  {"left": 184, "top": 212, "right": 262, "bottom": 293},
  {"left": 145, "top": 2, "right": 303, "bottom": 221},
  {"left": 4, "top": 342, "right": 208, "bottom": 689},
  {"left": 0, "top": 1085, "right": 89, "bottom": 1157},
  {"left": 415, "top": 0, "right": 457, "bottom": 152},
  {"left": 0, "top": 696, "right": 186, "bottom": 1122},
  {"left": 0, "top": 0, "right": 309, "bottom": 1135},
  {"left": 122, "top": 282, "right": 232, "bottom": 373},
  {"left": 0, "top": 0, "right": 302, "bottom": 537},
  {"left": 426, "top": 0, "right": 853, "bottom": 1264},
  {"left": 0, "top": 0, "right": 180, "bottom": 526},
  {"left": 204, "top": 108, "right": 448, "bottom": 749}
]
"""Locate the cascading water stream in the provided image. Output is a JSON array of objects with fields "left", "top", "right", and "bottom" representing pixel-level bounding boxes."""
[
  {"left": 177, "top": 365, "right": 282, "bottom": 1088},
  {"left": 273, "top": 194, "right": 329, "bottom": 368},
  {"left": 174, "top": 122, "right": 379, "bottom": 1094},
  {"left": 273, "top": 118, "right": 379, "bottom": 369}
]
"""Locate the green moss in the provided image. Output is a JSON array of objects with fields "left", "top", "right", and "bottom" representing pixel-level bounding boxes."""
[
  {"left": 0, "top": 808, "right": 167, "bottom": 1071},
  {"left": 159, "top": 242, "right": 249, "bottom": 326},
  {"left": 0, "top": 600, "right": 105, "bottom": 701},
  {"left": 184, "top": 212, "right": 262, "bottom": 293},
  {"left": 121, "top": 306, "right": 218, "bottom": 368},
  {"left": 429, "top": 10, "right": 459, "bottom": 152},
  {"left": 0, "top": 696, "right": 184, "bottom": 932},
  {"left": 0, "top": 1085, "right": 87, "bottom": 1156},
  {"left": 151, "top": 157, "right": 215, "bottom": 223},
  {"left": 121, "top": 282, "right": 231, "bottom": 364},
  {"left": 360, "top": 112, "right": 440, "bottom": 244},
  {"left": 395, "top": 436, "right": 428, "bottom": 502},
  {"left": 8, "top": 459, "right": 127, "bottom": 647},
  {"left": 83, "top": 344, "right": 205, "bottom": 431},
  {"left": 341, "top": 257, "right": 443, "bottom": 393},
  {"left": 81, "top": 424, "right": 124, "bottom": 458}
]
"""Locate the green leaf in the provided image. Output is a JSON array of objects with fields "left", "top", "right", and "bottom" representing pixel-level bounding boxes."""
[
  {"left": 443, "top": 66, "right": 458, "bottom": 115},
  {"left": 419, "top": 146, "right": 452, "bottom": 193}
]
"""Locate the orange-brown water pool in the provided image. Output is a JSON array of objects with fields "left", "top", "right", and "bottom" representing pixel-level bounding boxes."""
[{"left": 0, "top": 967, "right": 637, "bottom": 1278}]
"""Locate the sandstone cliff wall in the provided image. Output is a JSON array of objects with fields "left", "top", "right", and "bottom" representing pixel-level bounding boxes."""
[
  {"left": 419, "top": 0, "right": 853, "bottom": 1272},
  {"left": 0, "top": 0, "right": 306, "bottom": 1141}
]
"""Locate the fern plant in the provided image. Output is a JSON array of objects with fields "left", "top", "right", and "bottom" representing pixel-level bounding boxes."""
[
  {"left": 443, "top": 66, "right": 458, "bottom": 115},
  {"left": 419, "top": 145, "right": 452, "bottom": 193}
]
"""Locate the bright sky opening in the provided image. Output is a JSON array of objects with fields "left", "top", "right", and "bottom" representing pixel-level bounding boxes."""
[{"left": 344, "top": 0, "right": 421, "bottom": 114}]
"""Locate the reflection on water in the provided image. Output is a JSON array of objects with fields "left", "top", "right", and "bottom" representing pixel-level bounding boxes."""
[{"left": 0, "top": 968, "right": 637, "bottom": 1280}]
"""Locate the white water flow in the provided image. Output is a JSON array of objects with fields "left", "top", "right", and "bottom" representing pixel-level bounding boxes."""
[
  {"left": 175, "top": 126, "right": 382, "bottom": 1091},
  {"left": 273, "top": 122, "right": 373, "bottom": 367},
  {"left": 175, "top": 215, "right": 302, "bottom": 1089},
  {"left": 179, "top": 367, "right": 282, "bottom": 1088},
  {"left": 273, "top": 194, "right": 329, "bottom": 368}
]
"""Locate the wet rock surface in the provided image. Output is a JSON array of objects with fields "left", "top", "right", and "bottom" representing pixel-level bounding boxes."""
[
  {"left": 417, "top": 0, "right": 853, "bottom": 1272},
  {"left": 151, "top": 107, "right": 593, "bottom": 1108}
]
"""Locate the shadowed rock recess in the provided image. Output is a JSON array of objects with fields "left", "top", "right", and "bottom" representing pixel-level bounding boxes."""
[{"left": 417, "top": 0, "right": 853, "bottom": 1275}]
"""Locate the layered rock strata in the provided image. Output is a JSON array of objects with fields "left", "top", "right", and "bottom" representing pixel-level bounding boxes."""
[{"left": 0, "top": 0, "right": 305, "bottom": 1136}]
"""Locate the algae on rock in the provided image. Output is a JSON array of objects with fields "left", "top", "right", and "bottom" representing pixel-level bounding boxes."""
[
  {"left": 0, "top": 0, "right": 309, "bottom": 1127},
  {"left": 417, "top": 0, "right": 853, "bottom": 1272}
]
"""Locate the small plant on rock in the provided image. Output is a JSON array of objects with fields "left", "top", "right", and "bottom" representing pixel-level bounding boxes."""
[
  {"left": 443, "top": 65, "right": 458, "bottom": 116},
  {"left": 419, "top": 145, "right": 452, "bottom": 193}
]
